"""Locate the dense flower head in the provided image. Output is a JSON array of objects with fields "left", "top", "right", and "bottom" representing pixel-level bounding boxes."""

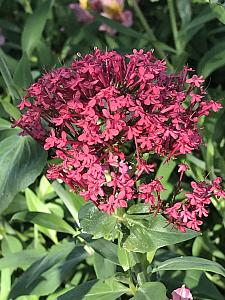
[
  {"left": 15, "top": 48, "right": 224, "bottom": 231},
  {"left": 69, "top": 0, "right": 133, "bottom": 35}
]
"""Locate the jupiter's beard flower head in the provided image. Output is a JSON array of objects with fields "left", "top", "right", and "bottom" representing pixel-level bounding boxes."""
[{"left": 15, "top": 49, "right": 225, "bottom": 231}]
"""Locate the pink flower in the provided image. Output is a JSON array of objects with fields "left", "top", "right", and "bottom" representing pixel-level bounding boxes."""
[
  {"left": 0, "top": 28, "right": 5, "bottom": 47},
  {"left": 69, "top": 0, "right": 133, "bottom": 34},
  {"left": 186, "top": 75, "right": 204, "bottom": 87},
  {"left": 69, "top": 3, "right": 94, "bottom": 23},
  {"left": 171, "top": 285, "right": 193, "bottom": 300}
]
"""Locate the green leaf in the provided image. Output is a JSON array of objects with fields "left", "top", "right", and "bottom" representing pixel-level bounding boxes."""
[
  {"left": 2, "top": 235, "right": 22, "bottom": 255},
  {"left": 178, "top": 7, "right": 214, "bottom": 49},
  {"left": 88, "top": 238, "right": 119, "bottom": 265},
  {"left": 210, "top": 2, "right": 225, "bottom": 24},
  {"left": 38, "top": 176, "right": 55, "bottom": 201},
  {"left": 52, "top": 181, "right": 85, "bottom": 223},
  {"left": 0, "top": 118, "right": 19, "bottom": 141},
  {"left": 25, "top": 188, "right": 58, "bottom": 243},
  {"left": 197, "top": 41, "right": 225, "bottom": 78},
  {"left": 132, "top": 282, "right": 167, "bottom": 300},
  {"left": 123, "top": 214, "right": 199, "bottom": 253},
  {"left": 176, "top": 0, "right": 192, "bottom": 26},
  {"left": 11, "top": 211, "right": 77, "bottom": 235},
  {"left": 36, "top": 40, "right": 57, "bottom": 68},
  {"left": 13, "top": 52, "right": 32, "bottom": 89},
  {"left": 79, "top": 203, "right": 117, "bottom": 239},
  {"left": 21, "top": 0, "right": 54, "bottom": 56},
  {"left": 93, "top": 253, "right": 116, "bottom": 279},
  {"left": 0, "top": 51, "right": 21, "bottom": 101},
  {"left": 0, "top": 49, "right": 18, "bottom": 73},
  {"left": 1, "top": 99, "right": 21, "bottom": 120},
  {"left": 9, "top": 242, "right": 83, "bottom": 298},
  {"left": 152, "top": 256, "right": 225, "bottom": 277},
  {"left": 0, "top": 249, "right": 46, "bottom": 270},
  {"left": 0, "top": 135, "right": 47, "bottom": 213},
  {"left": 156, "top": 158, "right": 176, "bottom": 199},
  {"left": 118, "top": 245, "right": 136, "bottom": 271},
  {"left": 58, "top": 278, "right": 129, "bottom": 300}
]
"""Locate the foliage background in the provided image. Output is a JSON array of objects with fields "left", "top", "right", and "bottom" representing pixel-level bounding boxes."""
[{"left": 1, "top": 0, "right": 225, "bottom": 299}]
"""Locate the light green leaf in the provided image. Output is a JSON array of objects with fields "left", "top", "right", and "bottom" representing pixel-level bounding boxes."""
[
  {"left": 12, "top": 211, "right": 77, "bottom": 235},
  {"left": 152, "top": 256, "right": 225, "bottom": 277},
  {"left": 2, "top": 235, "right": 23, "bottom": 255},
  {"left": 123, "top": 214, "right": 199, "bottom": 253},
  {"left": 0, "top": 135, "right": 47, "bottom": 214},
  {"left": 22, "top": 0, "right": 54, "bottom": 56},
  {"left": 210, "top": 2, "right": 225, "bottom": 24},
  {"left": 25, "top": 188, "right": 58, "bottom": 243},
  {"left": 156, "top": 158, "right": 176, "bottom": 199},
  {"left": 1, "top": 99, "right": 21, "bottom": 120},
  {"left": 38, "top": 176, "right": 55, "bottom": 201},
  {"left": 132, "top": 282, "right": 167, "bottom": 300},
  {"left": 79, "top": 203, "right": 117, "bottom": 239},
  {"left": 52, "top": 181, "right": 85, "bottom": 223},
  {"left": 0, "top": 249, "right": 46, "bottom": 270},
  {"left": 93, "top": 253, "right": 116, "bottom": 279}
]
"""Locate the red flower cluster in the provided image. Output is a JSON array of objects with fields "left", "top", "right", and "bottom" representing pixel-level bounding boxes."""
[
  {"left": 165, "top": 175, "right": 225, "bottom": 232},
  {"left": 15, "top": 49, "right": 224, "bottom": 231}
]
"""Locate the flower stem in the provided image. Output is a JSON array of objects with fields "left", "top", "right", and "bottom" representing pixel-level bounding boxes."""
[
  {"left": 167, "top": 0, "right": 182, "bottom": 54},
  {"left": 130, "top": 0, "right": 173, "bottom": 71}
]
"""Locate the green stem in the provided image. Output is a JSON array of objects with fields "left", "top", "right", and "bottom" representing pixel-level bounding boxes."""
[
  {"left": 130, "top": 0, "right": 173, "bottom": 71},
  {"left": 34, "top": 224, "right": 38, "bottom": 249},
  {"left": 167, "top": 0, "right": 182, "bottom": 54}
]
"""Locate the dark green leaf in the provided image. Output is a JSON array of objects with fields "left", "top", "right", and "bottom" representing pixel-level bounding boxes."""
[
  {"left": 13, "top": 52, "right": 32, "bottom": 89},
  {"left": 0, "top": 51, "right": 21, "bottom": 101},
  {"left": 9, "top": 242, "right": 84, "bottom": 298},
  {"left": 197, "top": 41, "right": 225, "bottom": 78},
  {"left": 0, "top": 135, "right": 47, "bottom": 213},
  {"left": 58, "top": 278, "right": 129, "bottom": 300},
  {"left": 88, "top": 238, "right": 119, "bottom": 265},
  {"left": 21, "top": 0, "right": 54, "bottom": 55}
]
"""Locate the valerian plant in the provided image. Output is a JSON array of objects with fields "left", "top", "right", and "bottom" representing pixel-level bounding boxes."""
[{"left": 15, "top": 49, "right": 225, "bottom": 299}]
